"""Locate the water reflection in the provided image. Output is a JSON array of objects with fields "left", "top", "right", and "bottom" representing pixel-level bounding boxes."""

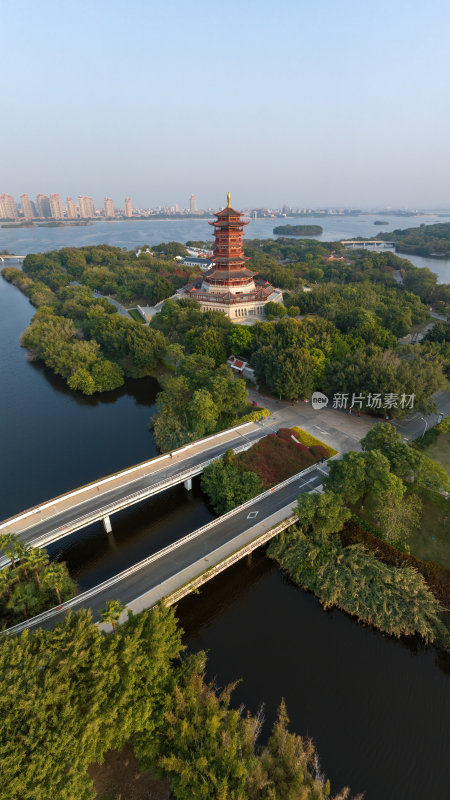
[{"left": 178, "top": 550, "right": 450, "bottom": 800}]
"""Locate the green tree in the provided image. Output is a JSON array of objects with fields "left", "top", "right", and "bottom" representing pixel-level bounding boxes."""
[
  {"left": 67, "top": 367, "right": 96, "bottom": 394},
  {"left": 265, "top": 301, "right": 287, "bottom": 318},
  {"left": 185, "top": 326, "right": 227, "bottom": 366},
  {"left": 187, "top": 389, "right": 219, "bottom": 437},
  {"left": 268, "top": 526, "right": 446, "bottom": 644},
  {"left": 253, "top": 345, "right": 316, "bottom": 400},
  {"left": 101, "top": 600, "right": 125, "bottom": 633},
  {"left": 296, "top": 492, "right": 351, "bottom": 536},
  {"left": 255, "top": 699, "right": 329, "bottom": 800},
  {"left": 26, "top": 547, "right": 49, "bottom": 589},
  {"left": 362, "top": 423, "right": 449, "bottom": 491},
  {"left": 141, "top": 668, "right": 259, "bottom": 800},
  {"left": 0, "top": 533, "right": 21, "bottom": 568},
  {"left": 325, "top": 450, "right": 396, "bottom": 509},
  {"left": 167, "top": 342, "right": 184, "bottom": 369},
  {"left": 42, "top": 562, "right": 74, "bottom": 606},
  {"left": 91, "top": 358, "right": 124, "bottom": 391},
  {"left": 228, "top": 324, "right": 254, "bottom": 356},
  {"left": 201, "top": 460, "right": 262, "bottom": 514},
  {"left": 6, "top": 581, "right": 40, "bottom": 620},
  {"left": 375, "top": 490, "right": 422, "bottom": 544}
]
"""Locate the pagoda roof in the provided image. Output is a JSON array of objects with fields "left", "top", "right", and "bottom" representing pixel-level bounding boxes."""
[
  {"left": 205, "top": 267, "right": 256, "bottom": 279},
  {"left": 216, "top": 205, "right": 243, "bottom": 217}
]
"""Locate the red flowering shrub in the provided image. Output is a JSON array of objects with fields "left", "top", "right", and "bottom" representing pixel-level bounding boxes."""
[{"left": 235, "top": 432, "right": 317, "bottom": 488}]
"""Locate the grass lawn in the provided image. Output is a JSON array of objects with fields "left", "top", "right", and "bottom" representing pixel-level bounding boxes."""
[
  {"left": 128, "top": 307, "right": 146, "bottom": 323},
  {"left": 352, "top": 488, "right": 450, "bottom": 568},
  {"left": 420, "top": 430, "right": 450, "bottom": 473},
  {"left": 407, "top": 488, "right": 450, "bottom": 568}
]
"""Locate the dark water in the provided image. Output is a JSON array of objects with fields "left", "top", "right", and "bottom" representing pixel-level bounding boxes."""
[
  {"left": 0, "top": 276, "right": 160, "bottom": 520},
  {"left": 50, "top": 477, "right": 214, "bottom": 590},
  {"left": 178, "top": 550, "right": 450, "bottom": 800},
  {"left": 1, "top": 273, "right": 449, "bottom": 800}
]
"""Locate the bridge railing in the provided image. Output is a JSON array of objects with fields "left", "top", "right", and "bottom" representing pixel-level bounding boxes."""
[
  {"left": 2, "top": 460, "right": 324, "bottom": 635},
  {"left": 3, "top": 440, "right": 256, "bottom": 550},
  {"left": 0, "top": 421, "right": 256, "bottom": 533}
]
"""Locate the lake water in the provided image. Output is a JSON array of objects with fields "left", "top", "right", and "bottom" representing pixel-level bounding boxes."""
[
  {"left": 1, "top": 213, "right": 449, "bottom": 283},
  {"left": 1, "top": 238, "right": 449, "bottom": 800}
]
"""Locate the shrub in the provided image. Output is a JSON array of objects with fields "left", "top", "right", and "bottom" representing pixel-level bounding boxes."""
[
  {"left": 309, "top": 444, "right": 329, "bottom": 458},
  {"left": 292, "top": 426, "right": 338, "bottom": 456}
]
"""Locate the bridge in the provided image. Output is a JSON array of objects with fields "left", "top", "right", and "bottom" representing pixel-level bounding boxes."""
[
  {"left": 0, "top": 254, "right": 25, "bottom": 262},
  {"left": 340, "top": 240, "right": 395, "bottom": 248},
  {"left": 4, "top": 460, "right": 328, "bottom": 635},
  {"left": 0, "top": 421, "right": 275, "bottom": 564}
]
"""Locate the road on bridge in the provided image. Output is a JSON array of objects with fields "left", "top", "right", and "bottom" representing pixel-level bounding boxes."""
[
  {"left": 6, "top": 462, "right": 327, "bottom": 634},
  {"left": 0, "top": 421, "right": 275, "bottom": 556}
]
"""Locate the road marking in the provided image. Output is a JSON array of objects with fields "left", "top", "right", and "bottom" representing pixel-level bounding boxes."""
[
  {"left": 247, "top": 511, "right": 259, "bottom": 519},
  {"left": 313, "top": 425, "right": 329, "bottom": 436}
]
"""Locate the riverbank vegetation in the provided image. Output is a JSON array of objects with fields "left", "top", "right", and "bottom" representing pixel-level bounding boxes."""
[
  {"left": 2, "top": 269, "right": 169, "bottom": 393},
  {"left": 268, "top": 522, "right": 446, "bottom": 644},
  {"left": 265, "top": 424, "right": 449, "bottom": 645},
  {"left": 21, "top": 243, "right": 196, "bottom": 306},
  {"left": 377, "top": 220, "right": 450, "bottom": 258},
  {"left": 0, "top": 604, "right": 361, "bottom": 800},
  {"left": 150, "top": 353, "right": 257, "bottom": 452},
  {"left": 0, "top": 534, "right": 76, "bottom": 626}
]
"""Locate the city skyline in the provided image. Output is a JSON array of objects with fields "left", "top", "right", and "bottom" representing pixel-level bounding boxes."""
[{"left": 2, "top": 1, "right": 450, "bottom": 209}]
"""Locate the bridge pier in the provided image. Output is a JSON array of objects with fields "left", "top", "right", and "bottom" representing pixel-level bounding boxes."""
[
  {"left": 102, "top": 515, "right": 112, "bottom": 533},
  {"left": 184, "top": 478, "right": 192, "bottom": 491}
]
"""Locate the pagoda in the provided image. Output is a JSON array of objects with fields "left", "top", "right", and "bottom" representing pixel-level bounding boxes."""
[{"left": 184, "top": 193, "right": 282, "bottom": 321}]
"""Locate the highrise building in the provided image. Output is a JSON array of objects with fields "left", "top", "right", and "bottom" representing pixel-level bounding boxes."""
[
  {"left": 0, "top": 193, "right": 18, "bottom": 219},
  {"left": 104, "top": 197, "right": 115, "bottom": 217},
  {"left": 183, "top": 193, "right": 282, "bottom": 321},
  {"left": 36, "top": 194, "right": 51, "bottom": 218},
  {"left": 66, "top": 197, "right": 77, "bottom": 219},
  {"left": 78, "top": 196, "right": 95, "bottom": 218},
  {"left": 124, "top": 197, "right": 132, "bottom": 217},
  {"left": 189, "top": 194, "right": 198, "bottom": 213},
  {"left": 49, "top": 193, "right": 64, "bottom": 219},
  {"left": 20, "top": 194, "right": 35, "bottom": 219}
]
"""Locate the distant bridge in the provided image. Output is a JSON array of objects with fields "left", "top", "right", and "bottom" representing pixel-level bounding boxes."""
[
  {"left": 0, "top": 254, "right": 25, "bottom": 262},
  {"left": 340, "top": 240, "right": 395, "bottom": 248}
]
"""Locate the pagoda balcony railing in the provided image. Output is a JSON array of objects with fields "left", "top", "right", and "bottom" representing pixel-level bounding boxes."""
[
  {"left": 206, "top": 279, "right": 253, "bottom": 286},
  {"left": 189, "top": 290, "right": 272, "bottom": 305}
]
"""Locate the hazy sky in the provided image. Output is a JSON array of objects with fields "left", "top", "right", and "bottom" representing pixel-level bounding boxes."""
[{"left": 2, "top": 0, "right": 450, "bottom": 209}]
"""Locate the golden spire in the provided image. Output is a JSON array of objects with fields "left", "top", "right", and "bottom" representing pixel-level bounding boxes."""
[{"left": 227, "top": 191, "right": 231, "bottom": 208}]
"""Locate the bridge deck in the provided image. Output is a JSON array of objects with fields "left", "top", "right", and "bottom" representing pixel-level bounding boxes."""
[
  {"left": 0, "top": 421, "right": 271, "bottom": 557},
  {"left": 5, "top": 462, "right": 327, "bottom": 635}
]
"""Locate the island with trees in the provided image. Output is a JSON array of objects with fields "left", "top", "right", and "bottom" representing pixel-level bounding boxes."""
[
  {"left": 273, "top": 224, "right": 323, "bottom": 236},
  {"left": 2, "top": 239, "right": 449, "bottom": 419}
]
